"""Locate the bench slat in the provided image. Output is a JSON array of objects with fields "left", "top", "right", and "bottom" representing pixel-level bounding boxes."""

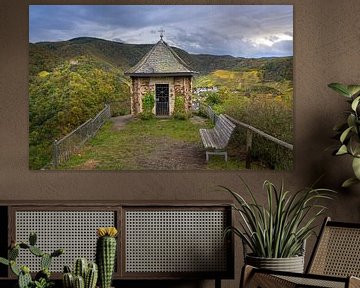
[{"left": 200, "top": 114, "right": 236, "bottom": 150}]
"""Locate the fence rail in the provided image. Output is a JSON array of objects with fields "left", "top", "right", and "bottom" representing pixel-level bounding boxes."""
[
  {"left": 199, "top": 103, "right": 293, "bottom": 169},
  {"left": 52, "top": 105, "right": 111, "bottom": 167}
]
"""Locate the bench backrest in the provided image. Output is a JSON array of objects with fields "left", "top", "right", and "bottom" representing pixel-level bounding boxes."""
[
  {"left": 214, "top": 115, "right": 236, "bottom": 143},
  {"left": 307, "top": 217, "right": 360, "bottom": 277}
]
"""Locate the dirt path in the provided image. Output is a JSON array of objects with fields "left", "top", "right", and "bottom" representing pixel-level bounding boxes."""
[
  {"left": 133, "top": 136, "right": 207, "bottom": 170},
  {"left": 108, "top": 115, "right": 208, "bottom": 169},
  {"left": 110, "top": 114, "right": 134, "bottom": 130}
]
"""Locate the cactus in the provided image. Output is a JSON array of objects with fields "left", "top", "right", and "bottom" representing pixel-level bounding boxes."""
[
  {"left": 74, "top": 275, "right": 85, "bottom": 288},
  {"left": 41, "top": 253, "right": 52, "bottom": 270},
  {"left": 96, "top": 227, "right": 118, "bottom": 288},
  {"left": 29, "top": 245, "right": 44, "bottom": 257},
  {"left": 0, "top": 232, "right": 63, "bottom": 288},
  {"left": 63, "top": 259, "right": 98, "bottom": 288},
  {"left": 9, "top": 246, "right": 19, "bottom": 260},
  {"left": 0, "top": 257, "right": 9, "bottom": 266},
  {"left": 10, "top": 260, "right": 20, "bottom": 276},
  {"left": 18, "top": 270, "right": 32, "bottom": 288},
  {"left": 35, "top": 268, "right": 50, "bottom": 282},
  {"left": 85, "top": 263, "right": 98, "bottom": 288},
  {"left": 74, "top": 258, "right": 88, "bottom": 279},
  {"left": 29, "top": 232, "right": 37, "bottom": 246},
  {"left": 63, "top": 272, "right": 74, "bottom": 288}
]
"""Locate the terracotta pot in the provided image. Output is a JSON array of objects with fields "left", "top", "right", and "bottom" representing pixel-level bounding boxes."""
[{"left": 245, "top": 254, "right": 305, "bottom": 273}]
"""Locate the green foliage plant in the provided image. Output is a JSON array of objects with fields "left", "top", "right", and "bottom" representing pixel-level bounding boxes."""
[
  {"left": 328, "top": 83, "right": 360, "bottom": 187},
  {"left": 173, "top": 94, "right": 189, "bottom": 120},
  {"left": 204, "top": 91, "right": 222, "bottom": 106},
  {"left": 140, "top": 91, "right": 155, "bottom": 120},
  {"left": 0, "top": 232, "right": 63, "bottom": 288},
  {"left": 222, "top": 179, "right": 334, "bottom": 258}
]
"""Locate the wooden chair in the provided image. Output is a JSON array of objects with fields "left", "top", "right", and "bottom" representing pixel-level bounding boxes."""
[{"left": 241, "top": 217, "right": 360, "bottom": 288}]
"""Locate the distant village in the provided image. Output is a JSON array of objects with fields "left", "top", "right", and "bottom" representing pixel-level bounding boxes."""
[{"left": 193, "top": 86, "right": 218, "bottom": 95}]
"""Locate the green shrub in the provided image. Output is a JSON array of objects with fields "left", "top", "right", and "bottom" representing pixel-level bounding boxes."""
[
  {"left": 205, "top": 91, "right": 222, "bottom": 106},
  {"left": 142, "top": 91, "right": 155, "bottom": 116},
  {"left": 222, "top": 93, "right": 293, "bottom": 169},
  {"left": 173, "top": 94, "right": 189, "bottom": 120},
  {"left": 138, "top": 111, "right": 154, "bottom": 120}
]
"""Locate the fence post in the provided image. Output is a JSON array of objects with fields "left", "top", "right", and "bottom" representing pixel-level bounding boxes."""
[
  {"left": 245, "top": 130, "right": 253, "bottom": 169},
  {"left": 53, "top": 140, "right": 58, "bottom": 168}
]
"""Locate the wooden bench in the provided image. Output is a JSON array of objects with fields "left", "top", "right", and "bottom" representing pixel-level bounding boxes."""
[{"left": 200, "top": 114, "right": 236, "bottom": 161}]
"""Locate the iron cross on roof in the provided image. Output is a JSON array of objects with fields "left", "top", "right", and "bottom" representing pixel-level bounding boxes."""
[{"left": 158, "top": 28, "right": 165, "bottom": 40}]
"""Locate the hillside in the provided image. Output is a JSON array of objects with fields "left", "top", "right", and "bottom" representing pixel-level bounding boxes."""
[
  {"left": 29, "top": 37, "right": 293, "bottom": 169},
  {"left": 30, "top": 37, "right": 293, "bottom": 79}
]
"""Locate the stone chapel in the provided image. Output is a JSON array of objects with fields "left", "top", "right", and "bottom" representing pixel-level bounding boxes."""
[{"left": 125, "top": 35, "right": 197, "bottom": 116}]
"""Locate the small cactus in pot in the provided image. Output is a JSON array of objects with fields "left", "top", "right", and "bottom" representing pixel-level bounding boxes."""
[
  {"left": 0, "top": 232, "right": 63, "bottom": 288},
  {"left": 96, "top": 227, "right": 118, "bottom": 288},
  {"left": 62, "top": 259, "right": 98, "bottom": 288}
]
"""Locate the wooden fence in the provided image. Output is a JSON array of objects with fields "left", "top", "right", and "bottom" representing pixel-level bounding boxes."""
[
  {"left": 199, "top": 104, "right": 293, "bottom": 169},
  {"left": 52, "top": 105, "right": 111, "bottom": 167}
]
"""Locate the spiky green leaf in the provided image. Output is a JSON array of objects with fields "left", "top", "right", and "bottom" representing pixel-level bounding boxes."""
[{"left": 328, "top": 83, "right": 352, "bottom": 97}]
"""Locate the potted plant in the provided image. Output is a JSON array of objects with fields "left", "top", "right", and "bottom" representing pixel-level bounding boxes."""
[
  {"left": 62, "top": 258, "right": 98, "bottom": 288},
  {"left": 328, "top": 83, "right": 360, "bottom": 187},
  {"left": 222, "top": 179, "right": 334, "bottom": 273},
  {"left": 96, "top": 227, "right": 118, "bottom": 288},
  {"left": 0, "top": 232, "right": 63, "bottom": 288}
]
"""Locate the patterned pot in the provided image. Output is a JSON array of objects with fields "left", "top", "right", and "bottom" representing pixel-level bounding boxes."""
[{"left": 245, "top": 254, "right": 305, "bottom": 273}]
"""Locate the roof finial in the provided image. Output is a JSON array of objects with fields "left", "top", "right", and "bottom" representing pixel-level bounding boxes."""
[{"left": 158, "top": 28, "right": 165, "bottom": 40}]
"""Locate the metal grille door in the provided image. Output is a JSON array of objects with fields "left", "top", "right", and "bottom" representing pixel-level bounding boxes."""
[
  {"left": 155, "top": 84, "right": 169, "bottom": 116},
  {"left": 125, "top": 210, "right": 228, "bottom": 273}
]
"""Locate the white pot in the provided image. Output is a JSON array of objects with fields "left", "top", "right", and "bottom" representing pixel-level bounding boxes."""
[{"left": 245, "top": 254, "right": 305, "bottom": 273}]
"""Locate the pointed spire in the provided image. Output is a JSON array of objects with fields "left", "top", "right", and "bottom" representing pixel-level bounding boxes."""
[{"left": 158, "top": 28, "right": 165, "bottom": 40}]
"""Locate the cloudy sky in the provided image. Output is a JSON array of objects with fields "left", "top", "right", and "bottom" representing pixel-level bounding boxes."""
[{"left": 29, "top": 5, "right": 293, "bottom": 58}]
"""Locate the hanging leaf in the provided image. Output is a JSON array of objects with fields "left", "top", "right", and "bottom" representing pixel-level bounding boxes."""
[
  {"left": 351, "top": 96, "right": 360, "bottom": 111},
  {"left": 342, "top": 177, "right": 360, "bottom": 188},
  {"left": 352, "top": 157, "right": 360, "bottom": 179},
  {"left": 336, "top": 145, "right": 348, "bottom": 155},
  {"left": 340, "top": 126, "right": 353, "bottom": 143},
  {"left": 328, "top": 83, "right": 352, "bottom": 97},
  {"left": 347, "top": 114, "right": 356, "bottom": 127},
  {"left": 347, "top": 85, "right": 360, "bottom": 97}
]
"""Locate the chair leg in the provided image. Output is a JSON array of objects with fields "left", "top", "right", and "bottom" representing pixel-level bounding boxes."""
[
  {"left": 240, "top": 265, "right": 254, "bottom": 288},
  {"left": 349, "top": 276, "right": 360, "bottom": 288},
  {"left": 240, "top": 265, "right": 296, "bottom": 288}
]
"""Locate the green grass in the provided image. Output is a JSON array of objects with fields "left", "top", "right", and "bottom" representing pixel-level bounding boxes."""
[
  {"left": 59, "top": 117, "right": 268, "bottom": 170},
  {"left": 60, "top": 117, "right": 210, "bottom": 170}
]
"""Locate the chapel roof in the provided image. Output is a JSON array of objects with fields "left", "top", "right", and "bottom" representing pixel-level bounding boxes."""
[{"left": 125, "top": 39, "right": 197, "bottom": 77}]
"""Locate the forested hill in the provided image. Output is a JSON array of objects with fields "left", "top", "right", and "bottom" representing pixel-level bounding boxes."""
[{"left": 30, "top": 37, "right": 292, "bottom": 80}]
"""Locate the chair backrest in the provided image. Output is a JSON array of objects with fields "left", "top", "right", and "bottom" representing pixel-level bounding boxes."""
[{"left": 307, "top": 217, "right": 360, "bottom": 277}]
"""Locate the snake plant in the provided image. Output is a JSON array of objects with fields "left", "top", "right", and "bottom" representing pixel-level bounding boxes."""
[{"left": 223, "top": 179, "right": 335, "bottom": 258}]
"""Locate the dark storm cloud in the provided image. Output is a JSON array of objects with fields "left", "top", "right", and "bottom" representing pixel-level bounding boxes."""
[{"left": 29, "top": 5, "right": 293, "bottom": 58}]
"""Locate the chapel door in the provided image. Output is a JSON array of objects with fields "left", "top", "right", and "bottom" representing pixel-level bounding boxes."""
[{"left": 155, "top": 84, "right": 169, "bottom": 116}]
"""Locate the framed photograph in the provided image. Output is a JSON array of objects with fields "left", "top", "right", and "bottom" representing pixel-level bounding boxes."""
[{"left": 29, "top": 4, "right": 293, "bottom": 171}]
